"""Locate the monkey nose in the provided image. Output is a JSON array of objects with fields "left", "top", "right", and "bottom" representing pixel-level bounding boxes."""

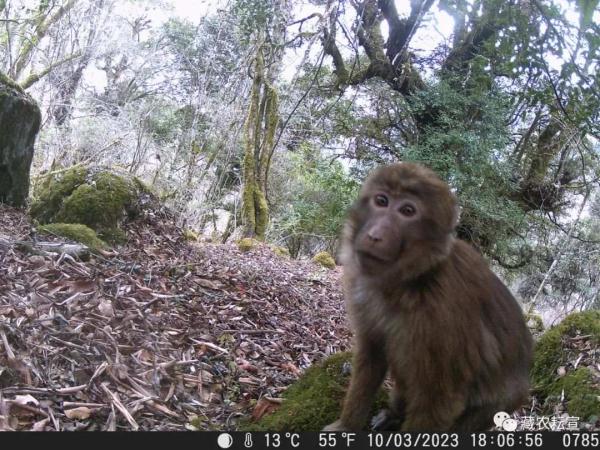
[{"left": 367, "top": 232, "right": 382, "bottom": 242}]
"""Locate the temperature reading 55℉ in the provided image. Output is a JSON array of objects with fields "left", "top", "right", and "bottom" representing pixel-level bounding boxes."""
[
  {"left": 265, "top": 433, "right": 300, "bottom": 448},
  {"left": 319, "top": 432, "right": 357, "bottom": 447}
]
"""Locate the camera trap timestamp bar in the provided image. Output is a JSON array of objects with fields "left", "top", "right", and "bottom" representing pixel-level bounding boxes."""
[{"left": 212, "top": 432, "right": 599, "bottom": 450}]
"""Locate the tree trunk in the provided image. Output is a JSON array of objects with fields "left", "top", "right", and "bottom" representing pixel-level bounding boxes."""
[{"left": 241, "top": 45, "right": 280, "bottom": 239}]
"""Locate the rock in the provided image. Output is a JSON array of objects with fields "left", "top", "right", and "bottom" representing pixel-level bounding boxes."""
[
  {"left": 312, "top": 251, "right": 336, "bottom": 269},
  {"left": 30, "top": 166, "right": 154, "bottom": 243},
  {"left": 0, "top": 72, "right": 41, "bottom": 207}
]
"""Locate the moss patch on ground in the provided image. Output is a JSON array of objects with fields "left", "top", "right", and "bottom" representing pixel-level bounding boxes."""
[
  {"left": 531, "top": 310, "right": 600, "bottom": 419},
  {"left": 38, "top": 223, "right": 107, "bottom": 251},
  {"left": 312, "top": 251, "right": 336, "bottom": 269},
  {"left": 237, "top": 238, "right": 260, "bottom": 252},
  {"left": 241, "top": 352, "right": 387, "bottom": 431},
  {"left": 271, "top": 245, "right": 290, "bottom": 257},
  {"left": 30, "top": 167, "right": 149, "bottom": 242}
]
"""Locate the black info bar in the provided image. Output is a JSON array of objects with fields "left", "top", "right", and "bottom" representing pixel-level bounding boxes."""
[{"left": 1, "top": 431, "right": 598, "bottom": 449}]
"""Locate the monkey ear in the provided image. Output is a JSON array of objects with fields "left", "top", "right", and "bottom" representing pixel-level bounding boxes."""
[
  {"left": 452, "top": 204, "right": 461, "bottom": 229},
  {"left": 449, "top": 192, "right": 460, "bottom": 229}
]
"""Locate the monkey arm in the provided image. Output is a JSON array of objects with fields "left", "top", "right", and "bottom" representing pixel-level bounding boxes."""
[{"left": 324, "top": 338, "right": 388, "bottom": 431}]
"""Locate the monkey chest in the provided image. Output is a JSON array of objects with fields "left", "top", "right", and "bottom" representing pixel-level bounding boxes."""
[{"left": 350, "top": 299, "right": 412, "bottom": 359}]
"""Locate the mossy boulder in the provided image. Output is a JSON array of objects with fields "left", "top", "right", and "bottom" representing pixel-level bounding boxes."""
[
  {"left": 312, "top": 251, "right": 336, "bottom": 269},
  {"left": 30, "top": 167, "right": 151, "bottom": 242},
  {"left": 531, "top": 310, "right": 600, "bottom": 419},
  {"left": 237, "top": 238, "right": 259, "bottom": 252},
  {"left": 183, "top": 229, "right": 199, "bottom": 241},
  {"left": 271, "top": 245, "right": 290, "bottom": 257},
  {"left": 0, "top": 71, "right": 41, "bottom": 207},
  {"left": 241, "top": 352, "right": 387, "bottom": 431},
  {"left": 38, "top": 223, "right": 107, "bottom": 252}
]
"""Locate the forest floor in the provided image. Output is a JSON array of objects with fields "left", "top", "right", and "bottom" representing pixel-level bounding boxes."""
[
  {"left": 0, "top": 203, "right": 350, "bottom": 431},
  {"left": 1, "top": 203, "right": 598, "bottom": 432}
]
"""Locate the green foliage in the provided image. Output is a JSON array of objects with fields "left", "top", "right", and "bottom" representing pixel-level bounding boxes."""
[
  {"left": 312, "top": 251, "right": 336, "bottom": 269},
  {"left": 241, "top": 352, "right": 387, "bottom": 431},
  {"left": 38, "top": 223, "right": 107, "bottom": 251},
  {"left": 405, "top": 79, "right": 525, "bottom": 254},
  {"left": 232, "top": 0, "right": 276, "bottom": 40},
  {"left": 271, "top": 147, "right": 359, "bottom": 257},
  {"left": 531, "top": 310, "right": 600, "bottom": 417}
]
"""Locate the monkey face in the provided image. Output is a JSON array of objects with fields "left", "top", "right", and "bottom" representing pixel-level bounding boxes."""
[
  {"left": 346, "top": 163, "right": 458, "bottom": 276},
  {"left": 353, "top": 191, "right": 424, "bottom": 267}
]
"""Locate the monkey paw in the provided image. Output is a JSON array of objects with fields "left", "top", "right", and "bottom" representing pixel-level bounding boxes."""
[
  {"left": 371, "top": 409, "right": 402, "bottom": 431},
  {"left": 322, "top": 420, "right": 348, "bottom": 432}
]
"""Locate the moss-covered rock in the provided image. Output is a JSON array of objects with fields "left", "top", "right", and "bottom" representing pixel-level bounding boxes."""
[
  {"left": 238, "top": 238, "right": 259, "bottom": 252},
  {"left": 38, "top": 223, "right": 107, "bottom": 251},
  {"left": 0, "top": 71, "right": 41, "bottom": 207},
  {"left": 30, "top": 166, "right": 150, "bottom": 242},
  {"left": 531, "top": 310, "right": 600, "bottom": 419},
  {"left": 546, "top": 368, "right": 599, "bottom": 419},
  {"left": 312, "top": 251, "right": 336, "bottom": 269},
  {"left": 241, "top": 352, "right": 387, "bottom": 431},
  {"left": 183, "top": 229, "right": 199, "bottom": 241},
  {"left": 271, "top": 245, "right": 290, "bottom": 257}
]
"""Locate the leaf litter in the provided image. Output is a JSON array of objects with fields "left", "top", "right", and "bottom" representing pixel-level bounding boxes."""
[{"left": 0, "top": 203, "right": 351, "bottom": 430}]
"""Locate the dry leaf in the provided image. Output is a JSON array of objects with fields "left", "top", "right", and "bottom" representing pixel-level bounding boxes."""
[
  {"left": 32, "top": 418, "right": 50, "bottom": 431},
  {"left": 13, "top": 394, "right": 39, "bottom": 406},
  {"left": 251, "top": 397, "right": 281, "bottom": 421},
  {"left": 64, "top": 407, "right": 93, "bottom": 420},
  {"left": 98, "top": 300, "right": 115, "bottom": 317},
  {"left": 195, "top": 278, "right": 224, "bottom": 290}
]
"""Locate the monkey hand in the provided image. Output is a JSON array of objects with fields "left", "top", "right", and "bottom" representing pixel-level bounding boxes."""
[{"left": 323, "top": 420, "right": 348, "bottom": 431}]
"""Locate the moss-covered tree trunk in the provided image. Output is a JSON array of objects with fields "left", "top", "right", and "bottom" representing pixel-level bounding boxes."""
[
  {"left": 0, "top": 72, "right": 41, "bottom": 207},
  {"left": 241, "top": 45, "right": 280, "bottom": 239}
]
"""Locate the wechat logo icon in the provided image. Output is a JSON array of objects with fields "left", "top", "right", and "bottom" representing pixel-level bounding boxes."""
[{"left": 494, "top": 411, "right": 518, "bottom": 431}]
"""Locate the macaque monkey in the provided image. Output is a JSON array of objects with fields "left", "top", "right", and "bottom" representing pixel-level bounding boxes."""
[{"left": 324, "top": 163, "right": 533, "bottom": 432}]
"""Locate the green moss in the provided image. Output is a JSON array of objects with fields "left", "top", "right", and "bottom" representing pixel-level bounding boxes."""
[
  {"left": 531, "top": 311, "right": 600, "bottom": 418},
  {"left": 254, "top": 189, "right": 269, "bottom": 240},
  {"left": 132, "top": 176, "right": 153, "bottom": 194},
  {"left": 312, "top": 251, "right": 336, "bottom": 269},
  {"left": 98, "top": 227, "right": 127, "bottom": 245},
  {"left": 183, "top": 229, "right": 199, "bottom": 241},
  {"left": 30, "top": 167, "right": 87, "bottom": 224},
  {"left": 55, "top": 172, "right": 135, "bottom": 229},
  {"left": 30, "top": 167, "right": 141, "bottom": 241},
  {"left": 525, "top": 313, "right": 545, "bottom": 334},
  {"left": 532, "top": 310, "right": 600, "bottom": 393},
  {"left": 241, "top": 352, "right": 387, "bottom": 431},
  {"left": 38, "top": 223, "right": 107, "bottom": 251},
  {"left": 546, "top": 368, "right": 599, "bottom": 419},
  {"left": 0, "top": 70, "right": 22, "bottom": 92},
  {"left": 238, "top": 238, "right": 259, "bottom": 252},
  {"left": 272, "top": 245, "right": 290, "bottom": 257}
]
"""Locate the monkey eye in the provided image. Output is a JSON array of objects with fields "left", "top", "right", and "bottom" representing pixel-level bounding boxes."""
[
  {"left": 374, "top": 194, "right": 388, "bottom": 207},
  {"left": 399, "top": 204, "right": 417, "bottom": 217}
]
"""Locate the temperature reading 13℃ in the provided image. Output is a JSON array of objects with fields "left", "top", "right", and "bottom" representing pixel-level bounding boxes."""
[{"left": 265, "top": 433, "right": 300, "bottom": 448}]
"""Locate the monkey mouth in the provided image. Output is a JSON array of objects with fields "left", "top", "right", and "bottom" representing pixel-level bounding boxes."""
[{"left": 356, "top": 250, "right": 391, "bottom": 266}]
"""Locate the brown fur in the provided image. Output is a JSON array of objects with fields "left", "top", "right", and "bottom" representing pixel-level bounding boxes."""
[{"left": 324, "top": 163, "right": 533, "bottom": 432}]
